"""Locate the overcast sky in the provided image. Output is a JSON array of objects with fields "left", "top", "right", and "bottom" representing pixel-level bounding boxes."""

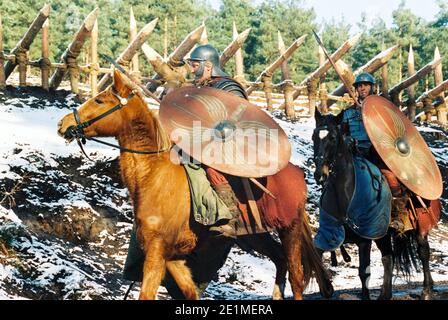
[{"left": 208, "top": 0, "right": 442, "bottom": 32}]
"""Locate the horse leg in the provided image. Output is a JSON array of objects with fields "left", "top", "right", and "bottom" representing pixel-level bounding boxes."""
[
  {"left": 330, "top": 251, "right": 338, "bottom": 267},
  {"left": 278, "top": 219, "right": 305, "bottom": 300},
  {"left": 165, "top": 260, "right": 199, "bottom": 300},
  {"left": 238, "top": 233, "right": 287, "bottom": 300},
  {"left": 417, "top": 234, "right": 434, "bottom": 300},
  {"left": 375, "top": 232, "right": 393, "bottom": 300},
  {"left": 340, "top": 245, "right": 352, "bottom": 262},
  {"left": 357, "top": 240, "right": 372, "bottom": 300},
  {"left": 139, "top": 236, "right": 166, "bottom": 300}
]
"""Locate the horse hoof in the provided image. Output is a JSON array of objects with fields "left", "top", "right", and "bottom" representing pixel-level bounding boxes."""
[
  {"left": 421, "top": 290, "right": 433, "bottom": 300},
  {"left": 377, "top": 292, "right": 392, "bottom": 300},
  {"left": 361, "top": 290, "right": 371, "bottom": 300}
]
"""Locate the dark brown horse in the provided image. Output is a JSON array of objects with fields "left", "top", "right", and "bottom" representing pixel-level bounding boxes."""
[
  {"left": 57, "top": 69, "right": 333, "bottom": 300},
  {"left": 313, "top": 112, "right": 438, "bottom": 300}
]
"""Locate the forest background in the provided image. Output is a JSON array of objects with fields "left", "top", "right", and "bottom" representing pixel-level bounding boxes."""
[{"left": 1, "top": 0, "right": 447, "bottom": 94}]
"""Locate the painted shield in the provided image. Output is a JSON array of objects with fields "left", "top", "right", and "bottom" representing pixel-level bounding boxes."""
[
  {"left": 159, "top": 86, "right": 291, "bottom": 177},
  {"left": 362, "top": 95, "right": 443, "bottom": 200}
]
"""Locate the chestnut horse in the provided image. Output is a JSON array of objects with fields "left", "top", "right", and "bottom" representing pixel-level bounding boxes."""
[{"left": 57, "top": 70, "right": 333, "bottom": 300}]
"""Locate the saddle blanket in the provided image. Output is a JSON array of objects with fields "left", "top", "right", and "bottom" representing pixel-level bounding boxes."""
[{"left": 314, "top": 156, "right": 392, "bottom": 251}]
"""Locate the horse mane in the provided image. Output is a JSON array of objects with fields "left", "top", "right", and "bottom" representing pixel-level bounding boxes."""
[
  {"left": 110, "top": 74, "right": 172, "bottom": 153},
  {"left": 151, "top": 109, "right": 172, "bottom": 152}
]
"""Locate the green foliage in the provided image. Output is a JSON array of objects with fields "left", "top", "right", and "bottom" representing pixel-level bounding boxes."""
[{"left": 0, "top": 0, "right": 446, "bottom": 93}]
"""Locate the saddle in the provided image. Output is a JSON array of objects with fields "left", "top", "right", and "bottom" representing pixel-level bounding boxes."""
[
  {"left": 184, "top": 162, "right": 302, "bottom": 236},
  {"left": 183, "top": 162, "right": 273, "bottom": 236}
]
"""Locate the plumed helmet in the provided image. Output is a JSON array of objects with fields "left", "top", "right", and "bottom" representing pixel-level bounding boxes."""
[
  {"left": 353, "top": 72, "right": 376, "bottom": 87},
  {"left": 187, "top": 44, "right": 228, "bottom": 77}
]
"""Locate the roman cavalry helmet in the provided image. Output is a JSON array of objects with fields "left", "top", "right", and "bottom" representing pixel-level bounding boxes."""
[
  {"left": 187, "top": 44, "right": 229, "bottom": 78},
  {"left": 353, "top": 72, "right": 376, "bottom": 87}
]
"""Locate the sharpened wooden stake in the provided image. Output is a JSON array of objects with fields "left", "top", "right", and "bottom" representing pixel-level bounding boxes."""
[
  {"left": 98, "top": 17, "right": 159, "bottom": 91},
  {"left": 434, "top": 47, "right": 446, "bottom": 124},
  {"left": 129, "top": 7, "right": 140, "bottom": 77},
  {"left": 41, "top": 19, "right": 50, "bottom": 90},
  {"left": 90, "top": 18, "right": 98, "bottom": 96},
  {"left": 407, "top": 44, "right": 416, "bottom": 119},
  {"left": 246, "top": 34, "right": 307, "bottom": 96},
  {"left": 49, "top": 8, "right": 98, "bottom": 91},
  {"left": 146, "top": 23, "right": 205, "bottom": 92},
  {"left": 4, "top": 4, "right": 50, "bottom": 80},
  {"left": 233, "top": 22, "right": 245, "bottom": 86},
  {"left": 277, "top": 31, "right": 291, "bottom": 81},
  {"left": 0, "top": 14, "right": 6, "bottom": 89}
]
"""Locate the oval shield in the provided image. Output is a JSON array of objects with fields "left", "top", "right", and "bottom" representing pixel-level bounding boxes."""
[
  {"left": 159, "top": 86, "right": 291, "bottom": 177},
  {"left": 362, "top": 95, "right": 443, "bottom": 200}
]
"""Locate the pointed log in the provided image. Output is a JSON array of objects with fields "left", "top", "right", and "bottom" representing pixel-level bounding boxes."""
[
  {"left": 129, "top": 7, "right": 139, "bottom": 75},
  {"left": 281, "top": 34, "right": 366, "bottom": 111},
  {"left": 407, "top": 44, "right": 416, "bottom": 120},
  {"left": 163, "top": 17, "right": 168, "bottom": 59},
  {"left": 97, "top": 17, "right": 158, "bottom": 91},
  {"left": 416, "top": 79, "right": 448, "bottom": 104},
  {"left": 4, "top": 4, "right": 50, "bottom": 80},
  {"left": 141, "top": 43, "right": 186, "bottom": 88},
  {"left": 233, "top": 23, "right": 244, "bottom": 76},
  {"left": 41, "top": 19, "right": 50, "bottom": 90},
  {"left": 282, "top": 80, "right": 296, "bottom": 118},
  {"left": 232, "top": 22, "right": 245, "bottom": 85},
  {"left": 90, "top": 19, "right": 99, "bottom": 96},
  {"left": 147, "top": 23, "right": 205, "bottom": 92},
  {"left": 381, "top": 43, "right": 390, "bottom": 99},
  {"left": 220, "top": 27, "right": 251, "bottom": 67},
  {"left": 168, "top": 23, "right": 205, "bottom": 66},
  {"left": 199, "top": 25, "right": 208, "bottom": 45},
  {"left": 246, "top": 34, "right": 307, "bottom": 95},
  {"left": 301, "top": 33, "right": 361, "bottom": 87},
  {"left": 49, "top": 8, "right": 98, "bottom": 90},
  {"left": 433, "top": 47, "right": 446, "bottom": 124},
  {"left": 277, "top": 33, "right": 361, "bottom": 111},
  {"left": 278, "top": 31, "right": 291, "bottom": 81},
  {"left": 142, "top": 43, "right": 164, "bottom": 66},
  {"left": 330, "top": 44, "right": 399, "bottom": 98},
  {"left": 318, "top": 45, "right": 327, "bottom": 113},
  {"left": 0, "top": 14, "right": 5, "bottom": 89},
  {"left": 389, "top": 57, "right": 443, "bottom": 106}
]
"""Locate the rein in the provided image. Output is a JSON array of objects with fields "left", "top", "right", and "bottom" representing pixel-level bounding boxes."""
[{"left": 68, "top": 87, "right": 171, "bottom": 160}]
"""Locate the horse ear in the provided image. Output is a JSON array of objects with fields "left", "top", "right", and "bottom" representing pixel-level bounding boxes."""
[
  {"left": 315, "top": 110, "right": 323, "bottom": 127},
  {"left": 113, "top": 68, "right": 128, "bottom": 95}
]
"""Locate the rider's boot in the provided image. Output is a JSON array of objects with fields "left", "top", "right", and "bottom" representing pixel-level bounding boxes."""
[
  {"left": 390, "top": 193, "right": 411, "bottom": 234},
  {"left": 209, "top": 183, "right": 242, "bottom": 238}
]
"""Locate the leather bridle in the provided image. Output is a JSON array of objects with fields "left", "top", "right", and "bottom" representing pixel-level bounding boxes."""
[{"left": 66, "top": 87, "right": 171, "bottom": 160}]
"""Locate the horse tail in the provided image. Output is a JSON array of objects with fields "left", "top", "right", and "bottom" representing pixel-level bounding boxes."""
[
  {"left": 301, "top": 211, "right": 334, "bottom": 298},
  {"left": 392, "top": 230, "right": 422, "bottom": 278}
]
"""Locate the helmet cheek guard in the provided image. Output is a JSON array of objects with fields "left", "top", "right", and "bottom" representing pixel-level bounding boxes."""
[
  {"left": 188, "top": 44, "right": 229, "bottom": 78},
  {"left": 193, "top": 61, "right": 206, "bottom": 78}
]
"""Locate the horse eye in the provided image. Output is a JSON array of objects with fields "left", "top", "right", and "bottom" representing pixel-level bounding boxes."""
[{"left": 95, "top": 98, "right": 103, "bottom": 104}]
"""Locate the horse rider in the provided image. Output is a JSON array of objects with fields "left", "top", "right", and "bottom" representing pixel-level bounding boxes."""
[
  {"left": 338, "top": 72, "right": 409, "bottom": 233},
  {"left": 185, "top": 44, "right": 248, "bottom": 238}
]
